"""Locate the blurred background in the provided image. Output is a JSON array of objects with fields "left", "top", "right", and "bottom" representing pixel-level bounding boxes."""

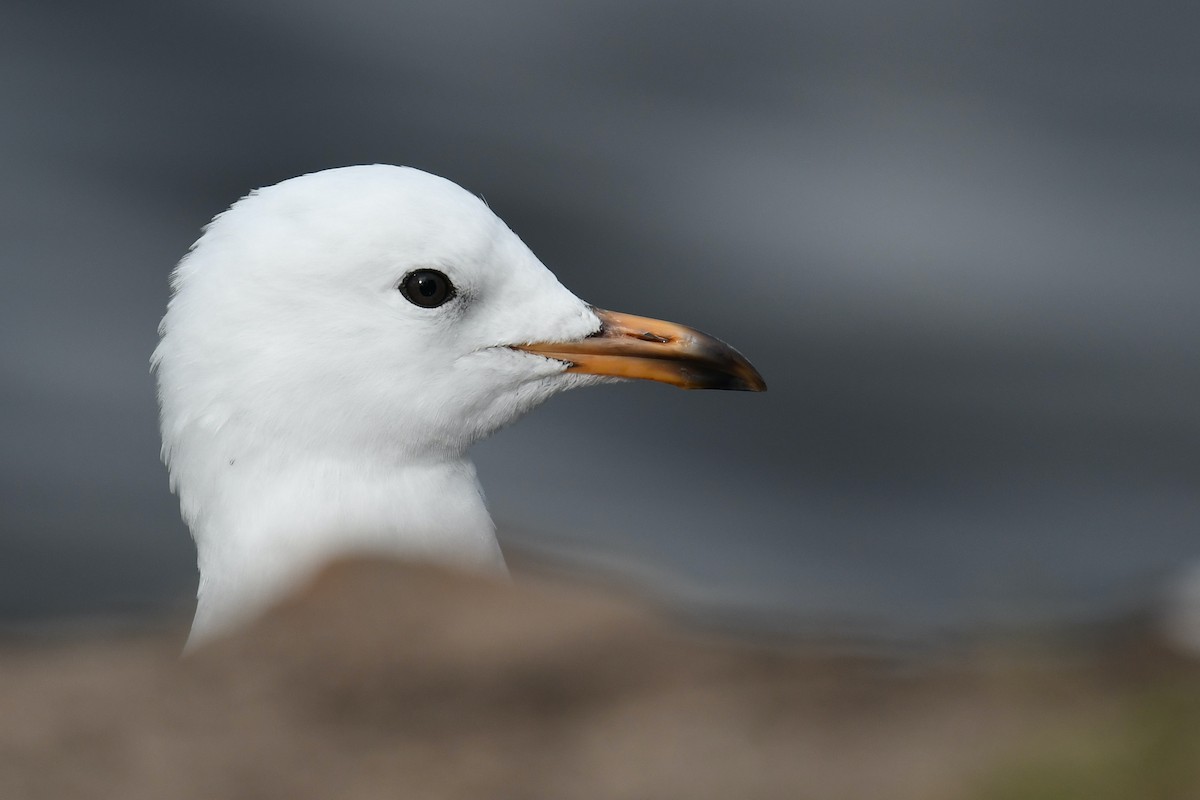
[{"left": 2, "top": 0, "right": 1198, "bottom": 639}]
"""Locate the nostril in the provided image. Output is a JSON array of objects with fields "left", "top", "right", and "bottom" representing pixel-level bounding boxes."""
[{"left": 635, "top": 331, "right": 670, "bottom": 343}]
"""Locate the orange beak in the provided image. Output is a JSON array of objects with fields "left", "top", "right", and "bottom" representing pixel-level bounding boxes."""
[{"left": 512, "top": 308, "right": 767, "bottom": 391}]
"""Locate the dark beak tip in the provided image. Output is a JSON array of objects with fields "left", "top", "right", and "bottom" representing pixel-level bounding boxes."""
[
  {"left": 731, "top": 354, "right": 768, "bottom": 392},
  {"left": 735, "top": 372, "right": 768, "bottom": 392},
  {"left": 690, "top": 364, "right": 767, "bottom": 392}
]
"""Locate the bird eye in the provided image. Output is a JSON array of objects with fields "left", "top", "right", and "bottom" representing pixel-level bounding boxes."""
[{"left": 399, "top": 269, "right": 455, "bottom": 308}]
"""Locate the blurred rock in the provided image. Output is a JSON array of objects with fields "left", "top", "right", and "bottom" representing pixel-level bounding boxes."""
[
  {"left": 1, "top": 558, "right": 1198, "bottom": 799},
  {"left": 1161, "top": 563, "right": 1200, "bottom": 657}
]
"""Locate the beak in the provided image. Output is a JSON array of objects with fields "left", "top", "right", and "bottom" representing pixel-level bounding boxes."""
[{"left": 512, "top": 308, "right": 767, "bottom": 391}]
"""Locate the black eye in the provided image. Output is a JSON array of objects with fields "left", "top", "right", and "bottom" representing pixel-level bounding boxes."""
[{"left": 399, "top": 269, "right": 455, "bottom": 308}]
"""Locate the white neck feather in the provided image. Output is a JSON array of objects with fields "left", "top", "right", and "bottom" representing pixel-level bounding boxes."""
[{"left": 185, "top": 452, "right": 505, "bottom": 649}]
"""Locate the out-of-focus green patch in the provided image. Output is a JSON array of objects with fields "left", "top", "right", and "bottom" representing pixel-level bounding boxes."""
[{"left": 974, "top": 682, "right": 1200, "bottom": 800}]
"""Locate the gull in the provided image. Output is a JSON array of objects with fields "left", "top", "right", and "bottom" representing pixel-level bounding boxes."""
[{"left": 153, "top": 165, "right": 765, "bottom": 649}]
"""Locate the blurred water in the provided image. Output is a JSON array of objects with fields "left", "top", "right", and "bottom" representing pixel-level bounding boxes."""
[{"left": 2, "top": 0, "right": 1198, "bottom": 635}]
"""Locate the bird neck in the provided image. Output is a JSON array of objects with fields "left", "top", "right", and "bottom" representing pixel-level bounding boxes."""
[{"left": 185, "top": 453, "right": 505, "bottom": 648}]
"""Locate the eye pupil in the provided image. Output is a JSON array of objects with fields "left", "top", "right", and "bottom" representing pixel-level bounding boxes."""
[{"left": 400, "top": 269, "right": 454, "bottom": 308}]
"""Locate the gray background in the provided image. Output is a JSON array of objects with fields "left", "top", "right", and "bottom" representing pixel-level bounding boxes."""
[{"left": 3, "top": 0, "right": 1198, "bottom": 635}]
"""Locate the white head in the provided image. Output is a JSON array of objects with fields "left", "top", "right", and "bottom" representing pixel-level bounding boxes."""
[{"left": 153, "top": 165, "right": 763, "bottom": 646}]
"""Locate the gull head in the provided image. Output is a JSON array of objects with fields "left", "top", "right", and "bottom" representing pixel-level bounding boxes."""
[{"left": 152, "top": 165, "right": 764, "bottom": 645}]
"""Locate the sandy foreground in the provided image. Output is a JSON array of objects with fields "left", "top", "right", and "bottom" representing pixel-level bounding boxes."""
[{"left": 2, "top": 558, "right": 1198, "bottom": 800}]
